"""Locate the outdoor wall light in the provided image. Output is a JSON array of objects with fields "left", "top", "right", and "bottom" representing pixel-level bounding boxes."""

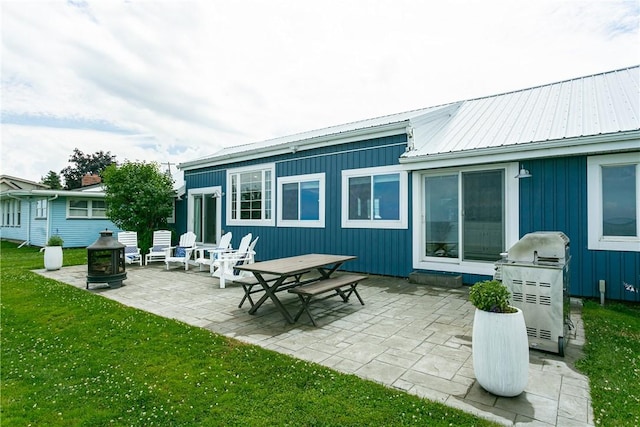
[
  {"left": 211, "top": 190, "right": 225, "bottom": 198},
  {"left": 515, "top": 165, "right": 532, "bottom": 179}
]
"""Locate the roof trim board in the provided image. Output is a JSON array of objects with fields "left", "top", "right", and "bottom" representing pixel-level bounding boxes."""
[
  {"left": 400, "top": 131, "right": 640, "bottom": 169},
  {"left": 179, "top": 120, "right": 413, "bottom": 170},
  {"left": 0, "top": 189, "right": 106, "bottom": 199}
]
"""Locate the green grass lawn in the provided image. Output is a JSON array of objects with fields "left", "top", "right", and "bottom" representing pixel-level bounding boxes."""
[
  {"left": 0, "top": 241, "right": 496, "bottom": 426},
  {"left": 575, "top": 299, "right": 640, "bottom": 427}
]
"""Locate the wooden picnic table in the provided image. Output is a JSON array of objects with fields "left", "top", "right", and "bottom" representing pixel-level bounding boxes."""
[{"left": 234, "top": 253, "right": 356, "bottom": 323}]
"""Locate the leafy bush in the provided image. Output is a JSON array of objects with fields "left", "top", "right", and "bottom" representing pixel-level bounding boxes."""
[
  {"left": 46, "top": 235, "right": 64, "bottom": 246},
  {"left": 469, "top": 280, "right": 516, "bottom": 313}
]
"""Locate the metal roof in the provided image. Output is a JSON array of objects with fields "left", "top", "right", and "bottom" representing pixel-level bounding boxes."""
[
  {"left": 180, "top": 66, "right": 639, "bottom": 170},
  {"left": 403, "top": 66, "right": 639, "bottom": 162},
  {"left": 179, "top": 104, "right": 449, "bottom": 170}
]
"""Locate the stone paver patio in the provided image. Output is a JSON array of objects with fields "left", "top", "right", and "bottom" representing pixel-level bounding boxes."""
[{"left": 38, "top": 264, "right": 594, "bottom": 426}]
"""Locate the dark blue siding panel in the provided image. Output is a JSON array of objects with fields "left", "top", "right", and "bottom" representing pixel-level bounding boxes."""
[
  {"left": 182, "top": 139, "right": 639, "bottom": 300},
  {"left": 520, "top": 156, "right": 640, "bottom": 301},
  {"left": 182, "top": 135, "right": 413, "bottom": 277}
]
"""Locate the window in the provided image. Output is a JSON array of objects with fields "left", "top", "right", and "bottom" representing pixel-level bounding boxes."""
[
  {"left": 1, "top": 199, "right": 21, "bottom": 226},
  {"left": 341, "top": 166, "right": 408, "bottom": 229},
  {"left": 227, "top": 164, "right": 275, "bottom": 226},
  {"left": 588, "top": 153, "right": 639, "bottom": 251},
  {"left": 277, "top": 173, "right": 325, "bottom": 227},
  {"left": 67, "top": 199, "right": 108, "bottom": 218},
  {"left": 35, "top": 199, "right": 48, "bottom": 219}
]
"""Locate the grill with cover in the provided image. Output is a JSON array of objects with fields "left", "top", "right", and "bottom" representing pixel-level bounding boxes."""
[{"left": 495, "top": 231, "right": 572, "bottom": 356}]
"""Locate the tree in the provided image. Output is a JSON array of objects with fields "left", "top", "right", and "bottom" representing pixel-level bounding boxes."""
[
  {"left": 61, "top": 148, "right": 117, "bottom": 190},
  {"left": 40, "top": 171, "right": 62, "bottom": 189},
  {"left": 102, "top": 161, "right": 175, "bottom": 256}
]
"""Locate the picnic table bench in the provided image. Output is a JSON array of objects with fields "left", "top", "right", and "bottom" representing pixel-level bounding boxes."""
[
  {"left": 288, "top": 274, "right": 367, "bottom": 326},
  {"left": 234, "top": 254, "right": 360, "bottom": 324}
]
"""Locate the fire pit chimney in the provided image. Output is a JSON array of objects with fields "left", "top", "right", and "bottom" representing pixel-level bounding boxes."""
[{"left": 86, "top": 229, "right": 127, "bottom": 289}]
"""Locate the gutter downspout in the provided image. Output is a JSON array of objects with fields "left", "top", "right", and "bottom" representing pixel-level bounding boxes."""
[{"left": 44, "top": 195, "right": 59, "bottom": 245}]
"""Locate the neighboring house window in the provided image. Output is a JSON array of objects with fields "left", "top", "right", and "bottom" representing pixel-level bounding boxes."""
[
  {"left": 277, "top": 173, "right": 325, "bottom": 228},
  {"left": 227, "top": 164, "right": 275, "bottom": 226},
  {"left": 35, "top": 199, "right": 48, "bottom": 219},
  {"left": 413, "top": 163, "right": 519, "bottom": 276},
  {"left": 341, "top": 165, "right": 408, "bottom": 229},
  {"left": 1, "top": 200, "right": 21, "bottom": 226},
  {"left": 587, "top": 153, "right": 639, "bottom": 252},
  {"left": 1, "top": 199, "right": 21, "bottom": 226},
  {"left": 67, "top": 199, "right": 108, "bottom": 218}
]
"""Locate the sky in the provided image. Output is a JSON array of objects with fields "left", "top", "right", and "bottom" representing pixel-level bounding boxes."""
[{"left": 1, "top": 0, "right": 638, "bottom": 186}]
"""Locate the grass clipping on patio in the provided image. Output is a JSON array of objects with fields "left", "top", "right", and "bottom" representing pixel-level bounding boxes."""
[{"left": 0, "top": 242, "right": 496, "bottom": 426}]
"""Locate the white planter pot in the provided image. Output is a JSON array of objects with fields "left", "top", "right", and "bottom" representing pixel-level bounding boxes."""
[
  {"left": 472, "top": 307, "right": 529, "bottom": 397},
  {"left": 43, "top": 246, "right": 63, "bottom": 271}
]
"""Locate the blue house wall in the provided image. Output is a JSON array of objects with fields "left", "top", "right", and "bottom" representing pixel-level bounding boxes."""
[
  {"left": 183, "top": 134, "right": 414, "bottom": 277},
  {"left": 520, "top": 155, "right": 639, "bottom": 301},
  {"left": 181, "top": 139, "right": 639, "bottom": 301}
]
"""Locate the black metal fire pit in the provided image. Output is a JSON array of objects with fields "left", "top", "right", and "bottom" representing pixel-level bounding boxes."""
[{"left": 86, "top": 229, "right": 127, "bottom": 289}]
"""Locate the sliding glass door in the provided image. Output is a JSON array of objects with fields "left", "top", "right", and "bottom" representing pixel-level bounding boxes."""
[{"left": 424, "top": 169, "right": 505, "bottom": 262}]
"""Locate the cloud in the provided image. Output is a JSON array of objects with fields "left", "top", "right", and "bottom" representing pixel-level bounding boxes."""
[{"left": 1, "top": 0, "right": 638, "bottom": 183}]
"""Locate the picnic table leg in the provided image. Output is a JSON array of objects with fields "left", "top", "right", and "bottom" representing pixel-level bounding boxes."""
[
  {"left": 316, "top": 261, "right": 346, "bottom": 279},
  {"left": 248, "top": 274, "right": 295, "bottom": 324},
  {"left": 335, "top": 284, "right": 365, "bottom": 305},
  {"left": 293, "top": 294, "right": 317, "bottom": 326}
]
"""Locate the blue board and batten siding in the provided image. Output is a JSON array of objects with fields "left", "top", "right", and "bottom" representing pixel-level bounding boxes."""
[
  {"left": 184, "top": 135, "right": 414, "bottom": 277},
  {"left": 182, "top": 135, "right": 639, "bottom": 301},
  {"left": 520, "top": 156, "right": 639, "bottom": 301}
]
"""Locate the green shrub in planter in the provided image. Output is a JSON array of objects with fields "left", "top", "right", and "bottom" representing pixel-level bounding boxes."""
[
  {"left": 469, "top": 280, "right": 516, "bottom": 313},
  {"left": 46, "top": 235, "right": 64, "bottom": 246}
]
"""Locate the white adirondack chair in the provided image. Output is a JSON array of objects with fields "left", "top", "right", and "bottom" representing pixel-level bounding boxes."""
[
  {"left": 164, "top": 231, "right": 197, "bottom": 270},
  {"left": 117, "top": 231, "right": 142, "bottom": 266},
  {"left": 214, "top": 233, "right": 258, "bottom": 288},
  {"left": 145, "top": 230, "right": 172, "bottom": 264},
  {"left": 194, "top": 232, "right": 233, "bottom": 274}
]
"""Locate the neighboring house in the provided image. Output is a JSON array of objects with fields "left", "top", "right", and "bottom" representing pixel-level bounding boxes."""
[
  {"left": 0, "top": 175, "right": 49, "bottom": 192},
  {"left": 177, "top": 66, "right": 639, "bottom": 301},
  {"left": 0, "top": 180, "right": 122, "bottom": 248}
]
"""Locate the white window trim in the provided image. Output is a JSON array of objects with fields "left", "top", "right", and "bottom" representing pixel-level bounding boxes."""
[
  {"left": 66, "top": 199, "right": 107, "bottom": 219},
  {"left": 226, "top": 163, "right": 276, "bottom": 227},
  {"left": 35, "top": 199, "right": 48, "bottom": 219},
  {"left": 187, "top": 186, "right": 222, "bottom": 243},
  {"left": 1, "top": 199, "right": 22, "bottom": 227},
  {"left": 277, "top": 173, "right": 325, "bottom": 228},
  {"left": 587, "top": 153, "right": 640, "bottom": 252},
  {"left": 341, "top": 165, "right": 408, "bottom": 229},
  {"left": 412, "top": 162, "right": 520, "bottom": 276}
]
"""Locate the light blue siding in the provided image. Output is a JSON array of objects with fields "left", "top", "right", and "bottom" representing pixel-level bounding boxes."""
[{"left": 47, "top": 198, "right": 122, "bottom": 247}]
